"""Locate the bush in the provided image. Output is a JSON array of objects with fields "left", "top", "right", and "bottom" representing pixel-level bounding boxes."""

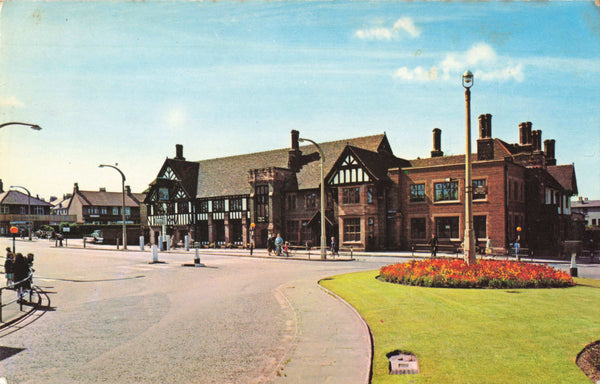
[{"left": 379, "top": 258, "right": 574, "bottom": 289}]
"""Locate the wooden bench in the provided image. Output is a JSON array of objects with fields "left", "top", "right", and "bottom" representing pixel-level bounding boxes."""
[{"left": 411, "top": 241, "right": 460, "bottom": 257}]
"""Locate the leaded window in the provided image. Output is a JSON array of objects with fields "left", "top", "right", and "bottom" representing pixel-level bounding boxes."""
[
  {"left": 434, "top": 181, "right": 459, "bottom": 202},
  {"left": 410, "top": 184, "right": 425, "bottom": 202}
]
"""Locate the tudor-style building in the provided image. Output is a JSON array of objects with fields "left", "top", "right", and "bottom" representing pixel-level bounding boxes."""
[{"left": 144, "top": 121, "right": 578, "bottom": 255}]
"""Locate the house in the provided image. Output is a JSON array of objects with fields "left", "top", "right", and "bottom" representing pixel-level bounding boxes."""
[
  {"left": 0, "top": 179, "right": 69, "bottom": 235},
  {"left": 572, "top": 198, "right": 600, "bottom": 228},
  {"left": 67, "top": 183, "right": 146, "bottom": 225}
]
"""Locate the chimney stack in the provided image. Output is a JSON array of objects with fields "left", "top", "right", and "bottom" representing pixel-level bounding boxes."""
[
  {"left": 544, "top": 139, "right": 556, "bottom": 166},
  {"left": 74, "top": 182, "right": 79, "bottom": 193},
  {"left": 477, "top": 114, "right": 494, "bottom": 161},
  {"left": 431, "top": 128, "right": 443, "bottom": 157},
  {"left": 0, "top": 179, "right": 3, "bottom": 193},
  {"left": 531, "top": 130, "right": 542, "bottom": 152},
  {"left": 125, "top": 185, "right": 132, "bottom": 195},
  {"left": 174, "top": 144, "right": 185, "bottom": 161},
  {"left": 99, "top": 187, "right": 106, "bottom": 192},
  {"left": 478, "top": 114, "right": 492, "bottom": 139},
  {"left": 478, "top": 115, "right": 486, "bottom": 139}
]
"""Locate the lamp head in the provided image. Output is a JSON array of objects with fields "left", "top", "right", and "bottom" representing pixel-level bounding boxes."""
[
  {"left": 30, "top": 125, "right": 42, "bottom": 131},
  {"left": 462, "top": 70, "right": 474, "bottom": 89}
]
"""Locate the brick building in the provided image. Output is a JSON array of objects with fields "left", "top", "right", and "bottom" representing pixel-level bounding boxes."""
[{"left": 144, "top": 118, "right": 577, "bottom": 255}]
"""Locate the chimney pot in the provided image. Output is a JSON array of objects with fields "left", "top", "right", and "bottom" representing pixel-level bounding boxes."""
[
  {"left": 291, "top": 130, "right": 299, "bottom": 151},
  {"left": 526, "top": 122, "right": 533, "bottom": 144},
  {"left": 485, "top": 114, "right": 492, "bottom": 138},
  {"left": 478, "top": 115, "right": 486, "bottom": 139},
  {"left": 544, "top": 139, "right": 556, "bottom": 166}
]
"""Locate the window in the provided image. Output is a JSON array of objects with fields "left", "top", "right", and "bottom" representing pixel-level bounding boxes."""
[
  {"left": 285, "top": 220, "right": 299, "bottom": 243},
  {"left": 472, "top": 179, "right": 487, "bottom": 200},
  {"left": 367, "top": 186, "right": 374, "bottom": 204},
  {"left": 113, "top": 207, "right": 119, "bottom": 215},
  {"left": 255, "top": 185, "right": 269, "bottom": 221},
  {"left": 230, "top": 198, "right": 243, "bottom": 211},
  {"left": 343, "top": 218, "right": 361, "bottom": 242},
  {"left": 33, "top": 206, "right": 45, "bottom": 215},
  {"left": 177, "top": 201, "right": 189, "bottom": 214},
  {"left": 286, "top": 194, "right": 297, "bottom": 210},
  {"left": 410, "top": 184, "right": 425, "bottom": 202},
  {"left": 474, "top": 216, "right": 487, "bottom": 240},
  {"left": 342, "top": 187, "right": 360, "bottom": 205},
  {"left": 1, "top": 205, "right": 8, "bottom": 214},
  {"left": 434, "top": 181, "right": 459, "bottom": 202},
  {"left": 305, "top": 193, "right": 317, "bottom": 209},
  {"left": 199, "top": 201, "right": 209, "bottom": 213},
  {"left": 101, "top": 207, "right": 107, "bottom": 215},
  {"left": 124, "top": 207, "right": 131, "bottom": 216},
  {"left": 435, "top": 216, "right": 459, "bottom": 239},
  {"left": 213, "top": 199, "right": 225, "bottom": 212},
  {"left": 410, "top": 218, "right": 427, "bottom": 239}
]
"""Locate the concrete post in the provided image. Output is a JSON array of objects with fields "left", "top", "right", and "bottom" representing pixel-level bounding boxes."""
[
  {"left": 570, "top": 253, "right": 578, "bottom": 277},
  {"left": 185, "top": 235, "right": 190, "bottom": 251},
  {"left": 140, "top": 236, "right": 144, "bottom": 251},
  {"left": 152, "top": 245, "right": 158, "bottom": 263},
  {"left": 158, "top": 236, "right": 163, "bottom": 251}
]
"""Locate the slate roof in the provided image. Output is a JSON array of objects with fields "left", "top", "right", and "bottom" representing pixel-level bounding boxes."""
[
  {"left": 327, "top": 145, "right": 409, "bottom": 183},
  {"left": 547, "top": 164, "right": 578, "bottom": 195},
  {"left": 0, "top": 190, "right": 52, "bottom": 206},
  {"left": 407, "top": 139, "right": 512, "bottom": 168},
  {"left": 72, "top": 190, "right": 145, "bottom": 208},
  {"left": 164, "top": 159, "right": 200, "bottom": 198},
  {"left": 194, "top": 134, "right": 389, "bottom": 198}
]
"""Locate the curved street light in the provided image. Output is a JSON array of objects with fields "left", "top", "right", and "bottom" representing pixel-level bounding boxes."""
[
  {"left": 99, "top": 164, "right": 127, "bottom": 250},
  {"left": 462, "top": 70, "right": 476, "bottom": 265},
  {"left": 298, "top": 137, "right": 327, "bottom": 260},
  {"left": 9, "top": 185, "right": 32, "bottom": 241},
  {"left": 0, "top": 122, "right": 41, "bottom": 130}
]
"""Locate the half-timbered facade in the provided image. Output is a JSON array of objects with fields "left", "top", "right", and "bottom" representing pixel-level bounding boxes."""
[{"left": 144, "top": 121, "right": 577, "bottom": 255}]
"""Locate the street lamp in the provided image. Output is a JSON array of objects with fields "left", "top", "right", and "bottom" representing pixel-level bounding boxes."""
[
  {"left": 0, "top": 122, "right": 42, "bottom": 131},
  {"left": 298, "top": 137, "right": 327, "bottom": 260},
  {"left": 462, "top": 70, "right": 476, "bottom": 265},
  {"left": 99, "top": 164, "right": 127, "bottom": 250},
  {"left": 10, "top": 185, "right": 32, "bottom": 241}
]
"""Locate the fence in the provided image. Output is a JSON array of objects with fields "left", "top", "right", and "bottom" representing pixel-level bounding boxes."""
[{"left": 0, "top": 272, "right": 35, "bottom": 323}]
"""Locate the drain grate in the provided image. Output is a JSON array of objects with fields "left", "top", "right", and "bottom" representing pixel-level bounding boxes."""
[{"left": 388, "top": 351, "right": 419, "bottom": 375}]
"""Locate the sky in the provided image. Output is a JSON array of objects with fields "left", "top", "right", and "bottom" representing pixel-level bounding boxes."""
[{"left": 0, "top": 0, "right": 598, "bottom": 201}]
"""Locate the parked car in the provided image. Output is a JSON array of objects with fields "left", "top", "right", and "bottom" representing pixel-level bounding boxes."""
[{"left": 84, "top": 230, "right": 104, "bottom": 244}]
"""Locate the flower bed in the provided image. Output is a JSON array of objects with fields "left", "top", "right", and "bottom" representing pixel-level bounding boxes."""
[{"left": 379, "top": 258, "right": 574, "bottom": 288}]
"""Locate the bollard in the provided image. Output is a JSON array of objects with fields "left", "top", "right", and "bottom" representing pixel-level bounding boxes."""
[
  {"left": 166, "top": 236, "right": 171, "bottom": 251},
  {"left": 83, "top": 237, "right": 86, "bottom": 249},
  {"left": 570, "top": 252, "right": 578, "bottom": 277},
  {"left": 139, "top": 236, "right": 145, "bottom": 251},
  {"left": 158, "top": 236, "right": 163, "bottom": 251},
  {"left": 116, "top": 238, "right": 120, "bottom": 250},
  {"left": 185, "top": 235, "right": 190, "bottom": 251},
  {"left": 194, "top": 247, "right": 204, "bottom": 267},
  {"left": 152, "top": 245, "right": 158, "bottom": 263}
]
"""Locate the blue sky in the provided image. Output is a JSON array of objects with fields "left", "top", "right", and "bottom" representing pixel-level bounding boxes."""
[{"left": 0, "top": 1, "right": 598, "bottom": 200}]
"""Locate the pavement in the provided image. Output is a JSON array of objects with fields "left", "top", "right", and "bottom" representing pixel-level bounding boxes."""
[{"left": 1, "top": 237, "right": 599, "bottom": 383}]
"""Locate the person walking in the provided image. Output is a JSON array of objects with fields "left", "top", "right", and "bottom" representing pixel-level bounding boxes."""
[
  {"left": 428, "top": 233, "right": 438, "bottom": 258},
  {"left": 330, "top": 236, "right": 339, "bottom": 257},
  {"left": 266, "top": 234, "right": 275, "bottom": 256},
  {"left": 4, "top": 252, "right": 14, "bottom": 286},
  {"left": 275, "top": 233, "right": 283, "bottom": 256}
]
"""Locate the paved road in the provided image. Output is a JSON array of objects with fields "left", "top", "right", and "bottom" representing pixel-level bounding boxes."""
[{"left": 0, "top": 239, "right": 389, "bottom": 384}]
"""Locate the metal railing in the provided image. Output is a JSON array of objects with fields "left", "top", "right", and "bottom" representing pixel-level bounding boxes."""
[{"left": 0, "top": 272, "right": 35, "bottom": 323}]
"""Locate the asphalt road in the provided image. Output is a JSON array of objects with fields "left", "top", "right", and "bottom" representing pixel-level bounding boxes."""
[{"left": 0, "top": 239, "right": 390, "bottom": 384}]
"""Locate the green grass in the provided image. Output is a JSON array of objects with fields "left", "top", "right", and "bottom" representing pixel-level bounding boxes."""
[{"left": 320, "top": 270, "right": 600, "bottom": 384}]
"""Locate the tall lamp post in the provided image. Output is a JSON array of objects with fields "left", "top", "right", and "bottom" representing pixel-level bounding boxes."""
[
  {"left": 99, "top": 164, "right": 127, "bottom": 250},
  {"left": 462, "top": 70, "right": 476, "bottom": 265},
  {"left": 10, "top": 185, "right": 32, "bottom": 241},
  {"left": 298, "top": 137, "right": 327, "bottom": 260}
]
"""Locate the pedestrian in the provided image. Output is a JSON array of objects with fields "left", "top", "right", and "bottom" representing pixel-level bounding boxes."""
[
  {"left": 266, "top": 234, "right": 275, "bottom": 256},
  {"left": 283, "top": 241, "right": 290, "bottom": 257},
  {"left": 330, "top": 236, "right": 339, "bottom": 257},
  {"left": 4, "top": 252, "right": 14, "bottom": 286},
  {"left": 428, "top": 233, "right": 438, "bottom": 258},
  {"left": 275, "top": 233, "right": 283, "bottom": 256},
  {"left": 12, "top": 253, "right": 30, "bottom": 298}
]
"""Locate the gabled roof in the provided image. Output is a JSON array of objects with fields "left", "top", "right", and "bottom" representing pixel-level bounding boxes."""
[
  {"left": 51, "top": 196, "right": 72, "bottom": 210},
  {"left": 195, "top": 134, "right": 390, "bottom": 198},
  {"left": 547, "top": 164, "right": 578, "bottom": 195},
  {"left": 325, "top": 145, "right": 409, "bottom": 184},
  {"left": 72, "top": 190, "right": 143, "bottom": 208},
  {"left": 0, "top": 190, "right": 52, "bottom": 206}
]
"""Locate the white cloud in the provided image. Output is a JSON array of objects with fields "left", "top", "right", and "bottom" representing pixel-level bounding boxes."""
[
  {"left": 393, "top": 17, "right": 421, "bottom": 38},
  {"left": 0, "top": 96, "right": 24, "bottom": 108},
  {"left": 355, "top": 17, "right": 420, "bottom": 41},
  {"left": 164, "top": 105, "right": 189, "bottom": 131},
  {"left": 355, "top": 27, "right": 393, "bottom": 41},
  {"left": 395, "top": 42, "right": 524, "bottom": 83}
]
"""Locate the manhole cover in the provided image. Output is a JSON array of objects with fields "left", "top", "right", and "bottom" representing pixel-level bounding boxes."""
[{"left": 388, "top": 351, "right": 419, "bottom": 375}]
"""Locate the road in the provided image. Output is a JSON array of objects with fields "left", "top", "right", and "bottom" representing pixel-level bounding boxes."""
[{"left": 0, "top": 239, "right": 390, "bottom": 384}]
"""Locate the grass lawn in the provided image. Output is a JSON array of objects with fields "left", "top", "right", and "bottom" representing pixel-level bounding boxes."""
[{"left": 320, "top": 270, "right": 600, "bottom": 384}]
